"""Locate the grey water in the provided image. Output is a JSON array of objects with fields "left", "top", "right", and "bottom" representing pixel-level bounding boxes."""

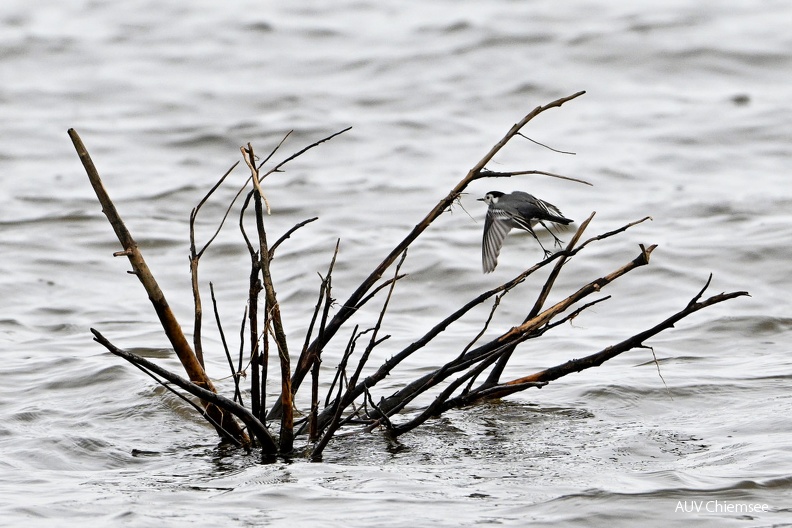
[{"left": 1, "top": 1, "right": 791, "bottom": 526}]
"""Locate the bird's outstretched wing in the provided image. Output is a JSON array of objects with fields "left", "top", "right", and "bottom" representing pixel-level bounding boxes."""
[
  {"left": 482, "top": 208, "right": 513, "bottom": 273},
  {"left": 511, "top": 191, "right": 572, "bottom": 226}
]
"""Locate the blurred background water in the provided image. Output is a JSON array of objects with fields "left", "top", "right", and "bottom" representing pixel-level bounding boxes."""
[{"left": 1, "top": 1, "right": 790, "bottom": 526}]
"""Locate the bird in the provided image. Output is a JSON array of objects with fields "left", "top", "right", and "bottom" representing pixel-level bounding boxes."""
[{"left": 478, "top": 190, "right": 573, "bottom": 273}]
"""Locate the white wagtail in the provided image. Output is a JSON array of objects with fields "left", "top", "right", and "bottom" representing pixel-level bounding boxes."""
[{"left": 478, "top": 191, "right": 573, "bottom": 273}]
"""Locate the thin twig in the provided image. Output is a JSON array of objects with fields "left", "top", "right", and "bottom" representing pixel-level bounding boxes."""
[
  {"left": 192, "top": 161, "right": 242, "bottom": 260},
  {"left": 349, "top": 250, "right": 408, "bottom": 391},
  {"left": 269, "top": 127, "right": 352, "bottom": 174},
  {"left": 642, "top": 344, "right": 672, "bottom": 398},
  {"left": 517, "top": 133, "right": 576, "bottom": 155},
  {"left": 353, "top": 274, "right": 409, "bottom": 311},
  {"left": 210, "top": 282, "right": 243, "bottom": 405},
  {"left": 309, "top": 241, "right": 340, "bottom": 441},
  {"left": 325, "top": 326, "right": 365, "bottom": 408},
  {"left": 478, "top": 169, "right": 592, "bottom": 186},
  {"left": 269, "top": 217, "right": 319, "bottom": 259},
  {"left": 189, "top": 162, "right": 240, "bottom": 367},
  {"left": 364, "top": 383, "right": 393, "bottom": 432}
]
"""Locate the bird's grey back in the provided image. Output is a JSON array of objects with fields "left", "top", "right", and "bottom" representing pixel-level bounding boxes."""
[{"left": 508, "top": 191, "right": 571, "bottom": 224}]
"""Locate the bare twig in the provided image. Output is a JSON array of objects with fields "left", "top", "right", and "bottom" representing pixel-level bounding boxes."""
[
  {"left": 363, "top": 383, "right": 393, "bottom": 432},
  {"left": 349, "top": 250, "right": 408, "bottom": 391},
  {"left": 189, "top": 162, "right": 240, "bottom": 367},
  {"left": 478, "top": 169, "right": 592, "bottom": 186},
  {"left": 269, "top": 217, "right": 319, "bottom": 259},
  {"left": 309, "top": 241, "right": 340, "bottom": 441},
  {"left": 642, "top": 345, "right": 672, "bottom": 398},
  {"left": 517, "top": 133, "right": 576, "bottom": 155},
  {"left": 237, "top": 304, "right": 248, "bottom": 398},
  {"left": 353, "top": 274, "right": 409, "bottom": 311},
  {"left": 210, "top": 282, "right": 243, "bottom": 405},
  {"left": 191, "top": 161, "right": 241, "bottom": 259},
  {"left": 325, "top": 325, "right": 365, "bottom": 408},
  {"left": 268, "top": 127, "right": 352, "bottom": 175}
]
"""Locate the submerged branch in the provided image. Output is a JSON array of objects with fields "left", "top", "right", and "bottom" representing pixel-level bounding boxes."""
[{"left": 91, "top": 329, "right": 275, "bottom": 453}]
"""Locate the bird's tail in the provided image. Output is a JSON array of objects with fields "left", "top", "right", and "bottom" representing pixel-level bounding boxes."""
[{"left": 538, "top": 200, "right": 573, "bottom": 226}]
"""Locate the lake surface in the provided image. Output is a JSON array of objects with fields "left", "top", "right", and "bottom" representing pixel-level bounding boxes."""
[{"left": 1, "top": 1, "right": 791, "bottom": 526}]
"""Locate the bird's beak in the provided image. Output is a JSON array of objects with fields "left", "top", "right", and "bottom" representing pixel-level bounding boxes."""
[{"left": 476, "top": 198, "right": 484, "bottom": 202}]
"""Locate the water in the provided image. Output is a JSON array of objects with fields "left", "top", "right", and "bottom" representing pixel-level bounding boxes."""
[{"left": 1, "top": 1, "right": 791, "bottom": 526}]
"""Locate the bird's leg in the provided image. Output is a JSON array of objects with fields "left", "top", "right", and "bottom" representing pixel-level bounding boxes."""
[
  {"left": 527, "top": 226, "right": 553, "bottom": 258},
  {"left": 538, "top": 220, "right": 565, "bottom": 248}
]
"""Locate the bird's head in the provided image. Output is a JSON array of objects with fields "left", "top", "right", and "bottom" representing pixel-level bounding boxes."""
[{"left": 477, "top": 191, "right": 504, "bottom": 205}]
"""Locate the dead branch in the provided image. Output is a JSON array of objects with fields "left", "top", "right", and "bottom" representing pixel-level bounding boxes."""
[
  {"left": 387, "top": 278, "right": 745, "bottom": 434},
  {"left": 68, "top": 128, "right": 249, "bottom": 446},
  {"left": 189, "top": 161, "right": 241, "bottom": 367},
  {"left": 349, "top": 250, "right": 408, "bottom": 390},
  {"left": 268, "top": 127, "right": 352, "bottom": 174},
  {"left": 308, "top": 243, "right": 570, "bottom": 433},
  {"left": 269, "top": 217, "right": 319, "bottom": 259},
  {"left": 447, "top": 282, "right": 750, "bottom": 406},
  {"left": 478, "top": 169, "right": 592, "bottom": 186},
  {"left": 91, "top": 329, "right": 276, "bottom": 454},
  {"left": 371, "top": 242, "right": 656, "bottom": 421},
  {"left": 516, "top": 133, "right": 577, "bottom": 155},
  {"left": 210, "top": 282, "right": 243, "bottom": 405},
  {"left": 308, "top": 241, "right": 340, "bottom": 441},
  {"left": 242, "top": 143, "right": 294, "bottom": 452}
]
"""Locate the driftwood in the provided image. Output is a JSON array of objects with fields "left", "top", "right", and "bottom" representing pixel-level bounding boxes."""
[
  {"left": 69, "top": 91, "right": 749, "bottom": 458},
  {"left": 68, "top": 129, "right": 250, "bottom": 447}
]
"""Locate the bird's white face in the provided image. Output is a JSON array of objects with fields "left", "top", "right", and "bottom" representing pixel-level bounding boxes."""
[{"left": 481, "top": 193, "right": 498, "bottom": 205}]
